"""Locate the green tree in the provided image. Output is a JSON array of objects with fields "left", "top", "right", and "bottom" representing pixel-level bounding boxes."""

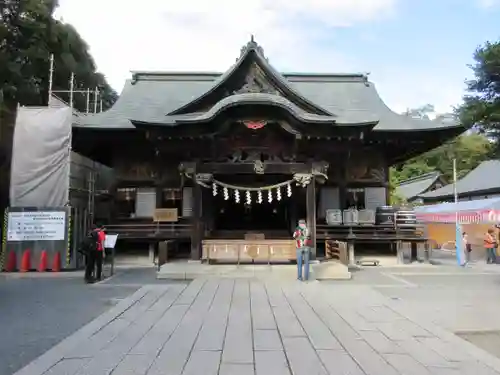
[
  {"left": 393, "top": 133, "right": 492, "bottom": 183},
  {"left": 403, "top": 104, "right": 435, "bottom": 120},
  {"left": 421, "top": 133, "right": 492, "bottom": 180},
  {"left": 0, "top": 0, "right": 57, "bottom": 104},
  {"left": 0, "top": 0, "right": 118, "bottom": 212},
  {"left": 391, "top": 161, "right": 434, "bottom": 182},
  {"left": 388, "top": 168, "right": 407, "bottom": 205},
  {"left": 459, "top": 40, "right": 500, "bottom": 154},
  {"left": 394, "top": 103, "right": 493, "bottom": 185},
  {"left": 0, "top": 0, "right": 57, "bottom": 210},
  {"left": 49, "top": 21, "right": 118, "bottom": 112}
]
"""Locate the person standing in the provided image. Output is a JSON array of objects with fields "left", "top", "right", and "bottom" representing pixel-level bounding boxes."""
[
  {"left": 293, "top": 219, "right": 310, "bottom": 281},
  {"left": 484, "top": 228, "right": 497, "bottom": 264},
  {"left": 94, "top": 225, "right": 106, "bottom": 281},
  {"left": 83, "top": 224, "right": 100, "bottom": 283},
  {"left": 462, "top": 232, "right": 471, "bottom": 266}
]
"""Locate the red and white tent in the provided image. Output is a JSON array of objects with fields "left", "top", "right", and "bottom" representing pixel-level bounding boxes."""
[{"left": 415, "top": 197, "right": 500, "bottom": 224}]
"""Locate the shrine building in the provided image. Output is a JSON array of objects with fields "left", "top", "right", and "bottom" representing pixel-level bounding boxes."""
[{"left": 72, "top": 38, "right": 464, "bottom": 262}]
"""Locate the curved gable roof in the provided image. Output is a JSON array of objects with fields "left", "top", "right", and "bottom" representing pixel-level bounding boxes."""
[
  {"left": 132, "top": 93, "right": 338, "bottom": 126},
  {"left": 73, "top": 39, "right": 462, "bottom": 133},
  {"left": 167, "top": 37, "right": 332, "bottom": 117}
]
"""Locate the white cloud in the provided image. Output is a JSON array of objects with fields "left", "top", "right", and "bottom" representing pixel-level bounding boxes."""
[
  {"left": 54, "top": 0, "right": 396, "bottom": 90},
  {"left": 373, "top": 67, "right": 467, "bottom": 115},
  {"left": 54, "top": 0, "right": 465, "bottom": 113},
  {"left": 476, "top": 0, "right": 498, "bottom": 8}
]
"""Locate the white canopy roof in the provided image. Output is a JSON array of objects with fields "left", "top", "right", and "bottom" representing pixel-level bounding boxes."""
[
  {"left": 415, "top": 197, "right": 500, "bottom": 214},
  {"left": 415, "top": 197, "right": 500, "bottom": 223}
]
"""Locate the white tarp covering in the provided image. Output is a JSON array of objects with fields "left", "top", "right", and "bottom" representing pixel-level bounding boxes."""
[
  {"left": 415, "top": 197, "right": 500, "bottom": 223},
  {"left": 10, "top": 107, "right": 72, "bottom": 207}
]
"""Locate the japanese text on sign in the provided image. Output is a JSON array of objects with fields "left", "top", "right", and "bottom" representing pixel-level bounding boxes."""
[{"left": 7, "top": 211, "right": 66, "bottom": 242}]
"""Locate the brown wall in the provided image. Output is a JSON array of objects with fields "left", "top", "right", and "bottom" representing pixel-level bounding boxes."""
[{"left": 427, "top": 222, "right": 499, "bottom": 257}]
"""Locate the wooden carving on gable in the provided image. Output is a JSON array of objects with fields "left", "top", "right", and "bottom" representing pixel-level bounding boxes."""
[
  {"left": 234, "top": 63, "right": 279, "bottom": 95},
  {"left": 345, "top": 152, "right": 386, "bottom": 182}
]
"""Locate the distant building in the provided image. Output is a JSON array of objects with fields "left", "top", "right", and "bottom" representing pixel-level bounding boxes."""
[
  {"left": 396, "top": 172, "right": 447, "bottom": 203},
  {"left": 419, "top": 160, "right": 500, "bottom": 203}
]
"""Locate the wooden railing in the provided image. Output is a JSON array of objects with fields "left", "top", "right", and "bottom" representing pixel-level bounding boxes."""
[
  {"left": 105, "top": 222, "right": 192, "bottom": 240},
  {"left": 325, "top": 240, "right": 348, "bottom": 265},
  {"left": 202, "top": 239, "right": 296, "bottom": 263},
  {"left": 316, "top": 224, "right": 426, "bottom": 241}
]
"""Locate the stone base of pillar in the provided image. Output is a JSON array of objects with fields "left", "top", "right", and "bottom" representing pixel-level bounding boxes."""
[
  {"left": 347, "top": 241, "right": 361, "bottom": 270},
  {"left": 148, "top": 243, "right": 156, "bottom": 264}
]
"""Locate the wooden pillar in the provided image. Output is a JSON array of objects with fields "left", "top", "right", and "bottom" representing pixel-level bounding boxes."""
[
  {"left": 290, "top": 198, "right": 297, "bottom": 234},
  {"left": 190, "top": 180, "right": 203, "bottom": 260},
  {"left": 155, "top": 185, "right": 163, "bottom": 208},
  {"left": 306, "top": 177, "right": 317, "bottom": 259}
]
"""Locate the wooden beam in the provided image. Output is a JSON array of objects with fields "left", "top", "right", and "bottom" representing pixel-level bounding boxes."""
[{"left": 197, "top": 162, "right": 311, "bottom": 174}]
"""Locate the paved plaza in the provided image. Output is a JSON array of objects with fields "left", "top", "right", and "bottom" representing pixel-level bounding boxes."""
[{"left": 10, "top": 269, "right": 500, "bottom": 375}]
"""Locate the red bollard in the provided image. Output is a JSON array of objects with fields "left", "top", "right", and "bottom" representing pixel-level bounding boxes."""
[
  {"left": 20, "top": 249, "right": 31, "bottom": 272},
  {"left": 52, "top": 252, "right": 61, "bottom": 272},
  {"left": 5, "top": 251, "right": 17, "bottom": 272},
  {"left": 38, "top": 250, "right": 48, "bottom": 272}
]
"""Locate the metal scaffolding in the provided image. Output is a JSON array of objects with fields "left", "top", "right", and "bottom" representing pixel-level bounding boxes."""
[{"left": 48, "top": 54, "right": 103, "bottom": 113}]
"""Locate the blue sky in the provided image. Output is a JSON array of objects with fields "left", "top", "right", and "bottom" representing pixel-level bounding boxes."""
[{"left": 56, "top": 0, "right": 499, "bottom": 114}]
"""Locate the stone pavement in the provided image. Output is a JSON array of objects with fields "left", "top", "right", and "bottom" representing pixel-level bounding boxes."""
[
  {"left": 0, "top": 274, "right": 140, "bottom": 375},
  {"left": 12, "top": 278, "right": 500, "bottom": 375}
]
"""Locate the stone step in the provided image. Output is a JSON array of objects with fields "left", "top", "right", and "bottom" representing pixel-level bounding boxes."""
[{"left": 157, "top": 261, "right": 351, "bottom": 281}]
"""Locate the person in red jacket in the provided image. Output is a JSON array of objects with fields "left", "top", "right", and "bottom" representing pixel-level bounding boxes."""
[
  {"left": 94, "top": 225, "right": 106, "bottom": 281},
  {"left": 485, "top": 228, "right": 497, "bottom": 264},
  {"left": 84, "top": 225, "right": 99, "bottom": 283},
  {"left": 83, "top": 224, "right": 106, "bottom": 283},
  {"left": 293, "top": 219, "right": 310, "bottom": 281}
]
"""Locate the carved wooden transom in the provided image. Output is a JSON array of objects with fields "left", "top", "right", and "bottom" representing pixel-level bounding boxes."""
[{"left": 346, "top": 154, "right": 386, "bottom": 182}]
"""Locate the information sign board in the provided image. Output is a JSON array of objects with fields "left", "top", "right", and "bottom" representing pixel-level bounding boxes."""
[{"left": 7, "top": 211, "right": 66, "bottom": 242}]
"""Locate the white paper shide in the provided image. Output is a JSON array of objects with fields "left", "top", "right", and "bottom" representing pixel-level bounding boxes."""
[{"left": 7, "top": 211, "right": 66, "bottom": 242}]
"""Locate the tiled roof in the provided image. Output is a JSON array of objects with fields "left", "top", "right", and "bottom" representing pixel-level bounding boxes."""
[
  {"left": 396, "top": 172, "right": 442, "bottom": 200},
  {"left": 420, "top": 160, "right": 500, "bottom": 199},
  {"left": 74, "top": 39, "right": 462, "bottom": 133}
]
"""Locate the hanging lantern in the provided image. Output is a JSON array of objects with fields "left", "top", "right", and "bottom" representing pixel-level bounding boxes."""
[
  {"left": 268, "top": 190, "right": 273, "bottom": 203},
  {"left": 276, "top": 187, "right": 282, "bottom": 201},
  {"left": 246, "top": 191, "right": 251, "bottom": 205},
  {"left": 287, "top": 184, "right": 292, "bottom": 197},
  {"left": 212, "top": 183, "right": 218, "bottom": 196},
  {"left": 257, "top": 190, "right": 263, "bottom": 204},
  {"left": 235, "top": 190, "right": 240, "bottom": 203},
  {"left": 223, "top": 187, "right": 229, "bottom": 200}
]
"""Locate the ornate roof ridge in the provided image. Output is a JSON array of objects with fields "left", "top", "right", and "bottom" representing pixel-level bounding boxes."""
[
  {"left": 129, "top": 70, "right": 369, "bottom": 82},
  {"left": 239, "top": 35, "right": 266, "bottom": 59}
]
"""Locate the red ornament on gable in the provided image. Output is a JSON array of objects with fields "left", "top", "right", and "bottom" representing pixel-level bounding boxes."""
[{"left": 243, "top": 120, "right": 267, "bottom": 130}]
